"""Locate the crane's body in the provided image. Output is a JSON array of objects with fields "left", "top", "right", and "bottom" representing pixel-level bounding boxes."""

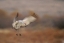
[
  {"left": 12, "top": 12, "right": 38, "bottom": 30},
  {"left": 12, "top": 12, "right": 38, "bottom": 36},
  {"left": 12, "top": 16, "right": 36, "bottom": 30}
]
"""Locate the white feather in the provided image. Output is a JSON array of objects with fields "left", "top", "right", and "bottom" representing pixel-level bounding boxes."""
[
  {"left": 23, "top": 16, "right": 36, "bottom": 25},
  {"left": 12, "top": 16, "right": 37, "bottom": 29}
]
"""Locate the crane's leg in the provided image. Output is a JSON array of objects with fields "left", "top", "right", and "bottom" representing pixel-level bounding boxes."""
[
  {"left": 15, "top": 29, "right": 22, "bottom": 36},
  {"left": 15, "top": 29, "right": 19, "bottom": 36}
]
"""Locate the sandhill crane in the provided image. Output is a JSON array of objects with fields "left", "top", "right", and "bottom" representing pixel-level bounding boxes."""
[{"left": 12, "top": 11, "right": 38, "bottom": 36}]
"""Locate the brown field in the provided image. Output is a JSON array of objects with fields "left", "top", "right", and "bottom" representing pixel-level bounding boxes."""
[
  {"left": 0, "top": 27, "right": 64, "bottom": 43},
  {"left": 0, "top": 0, "right": 64, "bottom": 43},
  {"left": 0, "top": 9, "right": 64, "bottom": 43}
]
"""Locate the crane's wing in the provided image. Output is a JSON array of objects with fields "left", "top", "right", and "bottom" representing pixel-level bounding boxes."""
[
  {"left": 22, "top": 12, "right": 39, "bottom": 25},
  {"left": 28, "top": 10, "right": 39, "bottom": 20},
  {"left": 13, "top": 13, "right": 19, "bottom": 22}
]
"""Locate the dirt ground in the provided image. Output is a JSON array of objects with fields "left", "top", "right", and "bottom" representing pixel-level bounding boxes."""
[{"left": 0, "top": 27, "right": 64, "bottom": 43}]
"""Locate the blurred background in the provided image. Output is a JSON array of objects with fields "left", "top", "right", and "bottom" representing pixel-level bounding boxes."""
[{"left": 0, "top": 0, "right": 64, "bottom": 43}]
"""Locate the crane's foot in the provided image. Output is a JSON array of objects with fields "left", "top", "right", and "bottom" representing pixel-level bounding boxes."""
[
  {"left": 19, "top": 34, "right": 21, "bottom": 36},
  {"left": 16, "top": 34, "right": 18, "bottom": 36},
  {"left": 16, "top": 34, "right": 22, "bottom": 36}
]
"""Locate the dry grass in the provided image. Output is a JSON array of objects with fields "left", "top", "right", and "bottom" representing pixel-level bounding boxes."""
[
  {"left": 0, "top": 9, "right": 64, "bottom": 43},
  {"left": 0, "top": 28, "right": 64, "bottom": 43}
]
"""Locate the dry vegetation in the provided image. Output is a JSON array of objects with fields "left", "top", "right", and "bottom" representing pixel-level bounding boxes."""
[
  {"left": 0, "top": 28, "right": 64, "bottom": 43},
  {"left": 0, "top": 9, "right": 64, "bottom": 43}
]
